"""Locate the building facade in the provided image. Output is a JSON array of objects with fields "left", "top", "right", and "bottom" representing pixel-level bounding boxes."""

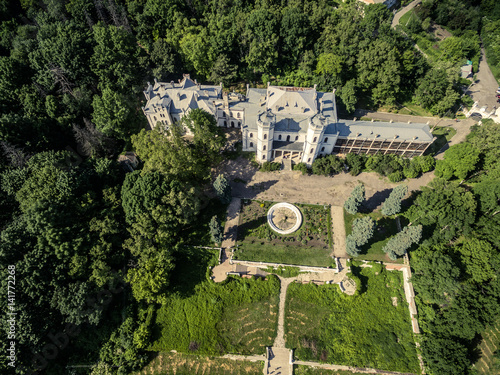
[{"left": 142, "top": 75, "right": 434, "bottom": 166}]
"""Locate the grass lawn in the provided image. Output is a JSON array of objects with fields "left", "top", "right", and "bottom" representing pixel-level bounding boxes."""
[
  {"left": 425, "top": 126, "right": 457, "bottom": 156},
  {"left": 234, "top": 241, "right": 334, "bottom": 267},
  {"left": 286, "top": 265, "right": 419, "bottom": 373},
  {"left": 343, "top": 210, "right": 402, "bottom": 263},
  {"left": 134, "top": 352, "right": 264, "bottom": 375},
  {"left": 151, "top": 247, "right": 279, "bottom": 356},
  {"left": 235, "top": 200, "right": 333, "bottom": 266},
  {"left": 474, "top": 320, "right": 500, "bottom": 374},
  {"left": 398, "top": 9, "right": 415, "bottom": 28}
]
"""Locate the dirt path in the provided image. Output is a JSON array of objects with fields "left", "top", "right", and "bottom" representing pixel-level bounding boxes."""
[
  {"left": 212, "top": 198, "right": 241, "bottom": 282},
  {"left": 294, "top": 360, "right": 417, "bottom": 375},
  {"left": 331, "top": 206, "right": 347, "bottom": 258},
  {"left": 274, "top": 277, "right": 292, "bottom": 348}
]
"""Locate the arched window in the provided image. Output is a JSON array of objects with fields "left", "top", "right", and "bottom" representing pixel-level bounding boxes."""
[
  {"left": 324, "top": 137, "right": 328, "bottom": 143},
  {"left": 313, "top": 137, "right": 317, "bottom": 142},
  {"left": 263, "top": 145, "right": 266, "bottom": 151},
  {"left": 264, "top": 134, "right": 267, "bottom": 140},
  {"left": 278, "top": 135, "right": 282, "bottom": 140},
  {"left": 231, "top": 121, "right": 234, "bottom": 127},
  {"left": 262, "top": 155, "right": 266, "bottom": 160},
  {"left": 154, "top": 116, "right": 157, "bottom": 121},
  {"left": 321, "top": 147, "right": 325, "bottom": 151},
  {"left": 224, "top": 121, "right": 227, "bottom": 127},
  {"left": 237, "top": 112, "right": 241, "bottom": 118},
  {"left": 286, "top": 135, "right": 290, "bottom": 142},
  {"left": 250, "top": 142, "right": 253, "bottom": 147},
  {"left": 250, "top": 133, "right": 253, "bottom": 138},
  {"left": 295, "top": 136, "right": 299, "bottom": 141},
  {"left": 238, "top": 122, "right": 241, "bottom": 127},
  {"left": 310, "top": 148, "right": 314, "bottom": 153},
  {"left": 308, "top": 158, "right": 311, "bottom": 163}
]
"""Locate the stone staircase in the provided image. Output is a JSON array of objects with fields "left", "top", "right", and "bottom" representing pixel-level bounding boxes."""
[{"left": 282, "top": 159, "right": 292, "bottom": 171}]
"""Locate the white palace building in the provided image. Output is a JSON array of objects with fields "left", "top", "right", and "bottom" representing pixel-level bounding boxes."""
[{"left": 142, "top": 75, "right": 434, "bottom": 166}]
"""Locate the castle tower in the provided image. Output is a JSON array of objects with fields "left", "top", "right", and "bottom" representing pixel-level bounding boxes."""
[
  {"left": 302, "top": 115, "right": 327, "bottom": 166},
  {"left": 256, "top": 110, "right": 275, "bottom": 162}
]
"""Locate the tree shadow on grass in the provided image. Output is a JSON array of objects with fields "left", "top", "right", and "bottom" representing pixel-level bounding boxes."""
[
  {"left": 350, "top": 265, "right": 369, "bottom": 294},
  {"left": 169, "top": 247, "right": 217, "bottom": 297},
  {"left": 363, "top": 188, "right": 393, "bottom": 211}
]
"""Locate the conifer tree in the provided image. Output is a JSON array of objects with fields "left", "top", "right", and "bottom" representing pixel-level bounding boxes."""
[
  {"left": 209, "top": 215, "right": 224, "bottom": 244},
  {"left": 344, "top": 184, "right": 365, "bottom": 214},
  {"left": 381, "top": 185, "right": 408, "bottom": 216},
  {"left": 213, "top": 174, "right": 231, "bottom": 204},
  {"left": 383, "top": 225, "right": 422, "bottom": 260},
  {"left": 345, "top": 217, "right": 375, "bottom": 257}
]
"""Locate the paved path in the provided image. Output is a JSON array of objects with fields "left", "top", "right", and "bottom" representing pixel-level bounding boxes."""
[
  {"left": 212, "top": 198, "right": 241, "bottom": 282},
  {"left": 466, "top": 46, "right": 499, "bottom": 114},
  {"left": 391, "top": 0, "right": 421, "bottom": 28},
  {"left": 331, "top": 206, "right": 347, "bottom": 258}
]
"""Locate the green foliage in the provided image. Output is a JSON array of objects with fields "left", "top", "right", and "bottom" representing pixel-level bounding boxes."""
[
  {"left": 213, "top": 174, "right": 231, "bottom": 205},
  {"left": 435, "top": 143, "right": 480, "bottom": 180},
  {"left": 346, "top": 217, "right": 375, "bottom": 257},
  {"left": 153, "top": 275, "right": 280, "bottom": 355},
  {"left": 260, "top": 161, "right": 281, "bottom": 172},
  {"left": 209, "top": 215, "right": 224, "bottom": 245},
  {"left": 92, "top": 87, "right": 140, "bottom": 140},
  {"left": 345, "top": 153, "right": 366, "bottom": 176},
  {"left": 293, "top": 162, "right": 310, "bottom": 175},
  {"left": 311, "top": 155, "right": 344, "bottom": 176},
  {"left": 344, "top": 184, "right": 365, "bottom": 215},
  {"left": 132, "top": 111, "right": 224, "bottom": 183},
  {"left": 286, "top": 267, "right": 419, "bottom": 372},
  {"left": 382, "top": 225, "right": 422, "bottom": 260},
  {"left": 381, "top": 185, "right": 408, "bottom": 216},
  {"left": 403, "top": 178, "right": 476, "bottom": 242}
]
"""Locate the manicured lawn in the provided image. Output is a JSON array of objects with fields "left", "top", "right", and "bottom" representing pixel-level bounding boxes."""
[
  {"left": 474, "top": 320, "right": 500, "bottom": 374},
  {"left": 151, "top": 248, "right": 280, "bottom": 356},
  {"left": 234, "top": 241, "right": 334, "bottom": 267},
  {"left": 343, "top": 210, "right": 402, "bottom": 263},
  {"left": 286, "top": 266, "right": 419, "bottom": 373},
  {"left": 425, "top": 126, "right": 457, "bottom": 156},
  {"left": 235, "top": 200, "right": 333, "bottom": 266},
  {"left": 134, "top": 352, "right": 264, "bottom": 375}
]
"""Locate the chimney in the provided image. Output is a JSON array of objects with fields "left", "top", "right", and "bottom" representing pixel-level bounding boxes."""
[
  {"left": 353, "top": 117, "right": 357, "bottom": 121},
  {"left": 389, "top": 120, "right": 393, "bottom": 123},
  {"left": 223, "top": 92, "right": 229, "bottom": 110}
]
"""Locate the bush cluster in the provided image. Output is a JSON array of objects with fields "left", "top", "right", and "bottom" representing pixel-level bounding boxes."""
[{"left": 287, "top": 154, "right": 435, "bottom": 181}]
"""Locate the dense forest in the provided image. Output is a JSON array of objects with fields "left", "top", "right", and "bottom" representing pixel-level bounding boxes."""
[{"left": 0, "top": 0, "right": 500, "bottom": 374}]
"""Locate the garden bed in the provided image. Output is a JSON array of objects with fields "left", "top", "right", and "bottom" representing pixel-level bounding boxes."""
[
  {"left": 343, "top": 210, "right": 403, "bottom": 263},
  {"left": 286, "top": 265, "right": 419, "bottom": 373},
  {"left": 235, "top": 200, "right": 333, "bottom": 267}
]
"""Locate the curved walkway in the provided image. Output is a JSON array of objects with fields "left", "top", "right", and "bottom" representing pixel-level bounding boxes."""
[{"left": 392, "top": 0, "right": 421, "bottom": 28}]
